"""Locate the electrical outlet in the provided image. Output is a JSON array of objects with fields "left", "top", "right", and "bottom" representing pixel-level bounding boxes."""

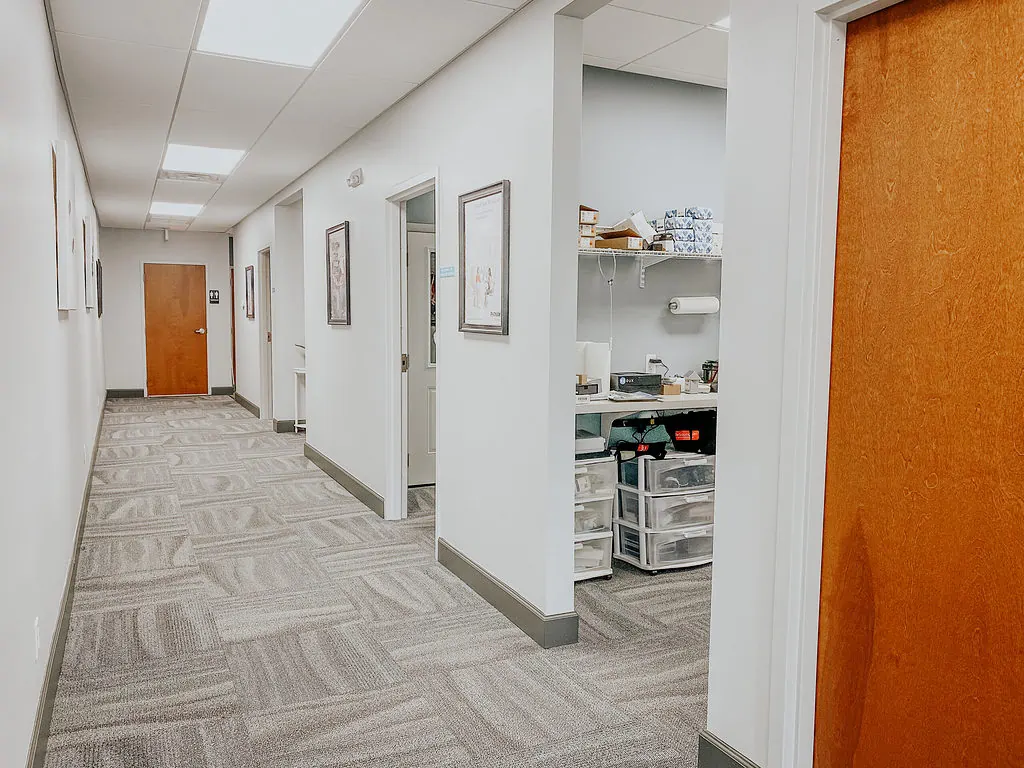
[{"left": 34, "top": 617, "right": 40, "bottom": 662}]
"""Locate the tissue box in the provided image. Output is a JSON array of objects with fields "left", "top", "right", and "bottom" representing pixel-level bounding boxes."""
[
  {"left": 665, "top": 228, "right": 696, "bottom": 242},
  {"left": 665, "top": 215, "right": 694, "bottom": 230},
  {"left": 580, "top": 205, "right": 599, "bottom": 225},
  {"left": 693, "top": 242, "right": 715, "bottom": 255},
  {"left": 692, "top": 220, "right": 714, "bottom": 237},
  {"left": 671, "top": 241, "right": 698, "bottom": 255},
  {"left": 684, "top": 207, "right": 714, "bottom": 220}
]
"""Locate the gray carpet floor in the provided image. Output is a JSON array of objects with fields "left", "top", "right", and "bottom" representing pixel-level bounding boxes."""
[{"left": 45, "top": 396, "right": 711, "bottom": 768}]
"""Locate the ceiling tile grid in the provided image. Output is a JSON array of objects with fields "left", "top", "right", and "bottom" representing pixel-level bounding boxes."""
[
  {"left": 53, "top": 0, "right": 520, "bottom": 232},
  {"left": 585, "top": 1, "right": 729, "bottom": 88}
]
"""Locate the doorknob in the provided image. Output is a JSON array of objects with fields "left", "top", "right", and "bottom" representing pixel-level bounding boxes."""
[{"left": 194, "top": 328, "right": 207, "bottom": 334}]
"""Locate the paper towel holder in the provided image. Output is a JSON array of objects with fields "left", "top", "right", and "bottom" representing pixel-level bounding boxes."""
[{"left": 668, "top": 296, "right": 720, "bottom": 315}]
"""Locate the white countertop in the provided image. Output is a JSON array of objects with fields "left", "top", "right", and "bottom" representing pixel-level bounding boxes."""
[{"left": 575, "top": 392, "right": 718, "bottom": 415}]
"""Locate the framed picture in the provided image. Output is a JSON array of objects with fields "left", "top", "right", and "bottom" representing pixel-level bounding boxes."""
[
  {"left": 326, "top": 221, "right": 351, "bottom": 325},
  {"left": 245, "top": 264, "right": 255, "bottom": 319},
  {"left": 96, "top": 259, "right": 103, "bottom": 318},
  {"left": 459, "top": 180, "right": 510, "bottom": 335}
]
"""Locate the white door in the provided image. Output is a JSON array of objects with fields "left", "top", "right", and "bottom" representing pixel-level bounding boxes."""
[{"left": 407, "top": 231, "right": 436, "bottom": 486}]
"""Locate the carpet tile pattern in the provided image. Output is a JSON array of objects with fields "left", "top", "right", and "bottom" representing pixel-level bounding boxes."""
[{"left": 46, "top": 396, "right": 711, "bottom": 767}]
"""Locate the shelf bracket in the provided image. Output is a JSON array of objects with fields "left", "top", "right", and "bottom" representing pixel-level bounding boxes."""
[{"left": 638, "top": 253, "right": 675, "bottom": 288}]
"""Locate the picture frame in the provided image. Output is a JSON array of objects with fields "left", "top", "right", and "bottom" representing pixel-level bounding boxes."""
[
  {"left": 245, "top": 264, "right": 255, "bottom": 319},
  {"left": 326, "top": 221, "right": 351, "bottom": 325},
  {"left": 459, "top": 180, "right": 510, "bottom": 335},
  {"left": 96, "top": 259, "right": 104, "bottom": 318}
]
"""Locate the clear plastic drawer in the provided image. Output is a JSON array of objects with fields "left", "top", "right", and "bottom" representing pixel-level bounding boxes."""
[
  {"left": 575, "top": 457, "right": 616, "bottom": 501},
  {"left": 618, "top": 488, "right": 714, "bottom": 530},
  {"left": 619, "top": 452, "right": 715, "bottom": 494},
  {"left": 649, "top": 525, "right": 714, "bottom": 567},
  {"left": 574, "top": 536, "right": 612, "bottom": 574},
  {"left": 575, "top": 498, "right": 613, "bottom": 535}
]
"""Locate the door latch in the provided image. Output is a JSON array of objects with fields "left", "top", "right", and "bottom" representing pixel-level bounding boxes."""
[
  {"left": 267, "top": 331, "right": 272, "bottom": 343},
  {"left": 401, "top": 353, "right": 409, "bottom": 373}
]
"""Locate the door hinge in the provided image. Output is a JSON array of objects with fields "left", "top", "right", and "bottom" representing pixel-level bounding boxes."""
[{"left": 401, "top": 353, "right": 409, "bottom": 373}]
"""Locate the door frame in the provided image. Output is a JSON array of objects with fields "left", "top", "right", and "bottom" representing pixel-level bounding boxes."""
[
  {"left": 258, "top": 247, "right": 273, "bottom": 420},
  {"left": 769, "top": 1, "right": 909, "bottom": 765},
  {"left": 383, "top": 170, "right": 439, "bottom": 522},
  {"left": 139, "top": 260, "right": 209, "bottom": 397}
]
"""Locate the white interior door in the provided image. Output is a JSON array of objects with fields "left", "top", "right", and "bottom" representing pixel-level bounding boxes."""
[
  {"left": 407, "top": 231, "right": 436, "bottom": 486},
  {"left": 259, "top": 248, "right": 273, "bottom": 418}
]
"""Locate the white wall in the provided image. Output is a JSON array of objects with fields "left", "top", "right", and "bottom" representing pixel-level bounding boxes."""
[
  {"left": 270, "top": 200, "right": 306, "bottom": 421},
  {"left": 577, "top": 67, "right": 726, "bottom": 373},
  {"left": 99, "top": 228, "right": 233, "bottom": 393},
  {"left": 0, "top": 3, "right": 105, "bottom": 765},
  {"left": 707, "top": 0, "right": 800, "bottom": 764},
  {"left": 233, "top": 0, "right": 583, "bottom": 616}
]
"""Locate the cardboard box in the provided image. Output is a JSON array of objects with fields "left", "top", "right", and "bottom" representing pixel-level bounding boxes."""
[
  {"left": 579, "top": 236, "right": 596, "bottom": 249},
  {"left": 579, "top": 223, "right": 596, "bottom": 237},
  {"left": 579, "top": 205, "right": 599, "bottom": 225},
  {"left": 661, "top": 383, "right": 682, "bottom": 396},
  {"left": 596, "top": 236, "right": 644, "bottom": 250}
]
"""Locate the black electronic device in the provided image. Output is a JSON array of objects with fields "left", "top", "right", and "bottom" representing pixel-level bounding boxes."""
[{"left": 610, "top": 372, "right": 662, "bottom": 393}]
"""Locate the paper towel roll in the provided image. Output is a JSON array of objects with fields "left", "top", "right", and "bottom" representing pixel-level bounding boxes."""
[{"left": 668, "top": 296, "right": 720, "bottom": 315}]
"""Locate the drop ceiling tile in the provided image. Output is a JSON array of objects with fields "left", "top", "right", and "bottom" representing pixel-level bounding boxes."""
[
  {"left": 50, "top": 0, "right": 202, "bottom": 50},
  {"left": 583, "top": 7, "right": 699, "bottom": 64},
  {"left": 169, "top": 108, "right": 275, "bottom": 151},
  {"left": 56, "top": 33, "right": 187, "bottom": 106},
  {"left": 286, "top": 67, "right": 417, "bottom": 134},
  {"left": 153, "top": 178, "right": 219, "bottom": 205},
  {"left": 325, "top": 0, "right": 510, "bottom": 82},
  {"left": 72, "top": 98, "right": 174, "bottom": 145},
  {"left": 610, "top": 0, "right": 729, "bottom": 26},
  {"left": 177, "top": 53, "right": 309, "bottom": 116},
  {"left": 629, "top": 26, "right": 728, "bottom": 81},
  {"left": 584, "top": 54, "right": 626, "bottom": 70},
  {"left": 95, "top": 196, "right": 150, "bottom": 228}
]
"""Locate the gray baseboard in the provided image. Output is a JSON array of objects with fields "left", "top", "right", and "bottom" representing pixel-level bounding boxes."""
[
  {"left": 303, "top": 443, "right": 385, "bottom": 518},
  {"left": 211, "top": 386, "right": 235, "bottom": 396},
  {"left": 232, "top": 392, "right": 260, "bottom": 418},
  {"left": 274, "top": 419, "right": 296, "bottom": 433},
  {"left": 105, "top": 388, "right": 144, "bottom": 399},
  {"left": 27, "top": 407, "right": 103, "bottom": 768},
  {"left": 698, "top": 730, "right": 761, "bottom": 768},
  {"left": 437, "top": 538, "right": 579, "bottom": 649}
]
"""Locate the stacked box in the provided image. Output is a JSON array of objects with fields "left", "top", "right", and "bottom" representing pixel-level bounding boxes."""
[
  {"left": 579, "top": 205, "right": 599, "bottom": 248},
  {"left": 659, "top": 207, "right": 721, "bottom": 255}
]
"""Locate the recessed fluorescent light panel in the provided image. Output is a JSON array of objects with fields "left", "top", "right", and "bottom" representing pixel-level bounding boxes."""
[
  {"left": 712, "top": 16, "right": 730, "bottom": 30},
  {"left": 197, "top": 0, "right": 364, "bottom": 67},
  {"left": 150, "top": 202, "right": 204, "bottom": 218},
  {"left": 163, "top": 144, "right": 245, "bottom": 176}
]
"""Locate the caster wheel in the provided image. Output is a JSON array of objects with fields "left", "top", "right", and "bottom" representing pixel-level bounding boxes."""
[
  {"left": 649, "top": 570, "right": 660, "bottom": 576},
  {"left": 603, "top": 574, "right": 613, "bottom": 581}
]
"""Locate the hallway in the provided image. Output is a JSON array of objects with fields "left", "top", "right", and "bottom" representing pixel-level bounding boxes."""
[{"left": 43, "top": 396, "right": 710, "bottom": 767}]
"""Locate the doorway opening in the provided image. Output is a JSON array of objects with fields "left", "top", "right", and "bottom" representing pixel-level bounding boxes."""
[
  {"left": 384, "top": 172, "right": 438, "bottom": 523},
  {"left": 258, "top": 247, "right": 273, "bottom": 419}
]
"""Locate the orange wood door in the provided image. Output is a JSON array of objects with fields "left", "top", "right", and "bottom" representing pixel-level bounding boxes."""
[
  {"left": 144, "top": 263, "right": 208, "bottom": 396},
  {"left": 814, "top": 1, "right": 1024, "bottom": 765}
]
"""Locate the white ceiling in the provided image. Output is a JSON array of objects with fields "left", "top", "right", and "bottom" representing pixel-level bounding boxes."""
[
  {"left": 50, "top": 0, "right": 526, "bottom": 232},
  {"left": 583, "top": 0, "right": 729, "bottom": 88}
]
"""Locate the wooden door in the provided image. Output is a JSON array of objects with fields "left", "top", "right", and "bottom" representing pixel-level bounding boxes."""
[
  {"left": 144, "top": 263, "right": 208, "bottom": 396},
  {"left": 815, "top": 0, "right": 1024, "bottom": 765},
  {"left": 407, "top": 231, "right": 437, "bottom": 486}
]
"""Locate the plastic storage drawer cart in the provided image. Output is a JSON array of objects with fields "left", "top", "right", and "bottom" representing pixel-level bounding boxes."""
[
  {"left": 613, "top": 451, "right": 715, "bottom": 573},
  {"left": 574, "top": 455, "right": 615, "bottom": 581}
]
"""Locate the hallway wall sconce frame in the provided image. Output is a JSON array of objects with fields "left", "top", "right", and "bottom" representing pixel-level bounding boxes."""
[
  {"left": 459, "top": 180, "right": 510, "bottom": 335},
  {"left": 326, "top": 220, "right": 351, "bottom": 326},
  {"left": 244, "top": 264, "right": 255, "bottom": 319}
]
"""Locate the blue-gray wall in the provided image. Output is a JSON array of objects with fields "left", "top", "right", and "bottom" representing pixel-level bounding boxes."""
[{"left": 577, "top": 67, "right": 726, "bottom": 374}]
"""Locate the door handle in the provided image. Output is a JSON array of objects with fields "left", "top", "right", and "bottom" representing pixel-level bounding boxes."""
[{"left": 194, "top": 328, "right": 207, "bottom": 335}]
